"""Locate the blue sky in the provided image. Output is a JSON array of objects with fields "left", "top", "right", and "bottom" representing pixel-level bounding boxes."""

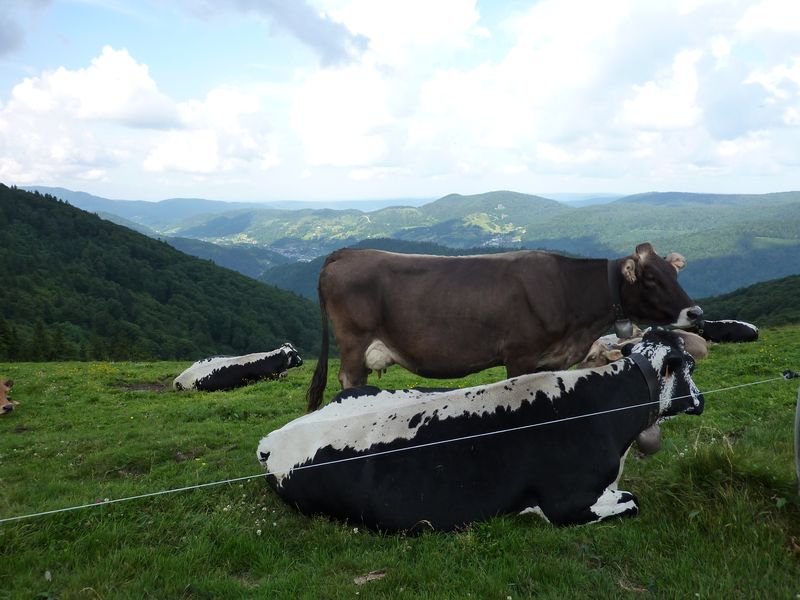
[{"left": 0, "top": 0, "right": 799, "bottom": 202}]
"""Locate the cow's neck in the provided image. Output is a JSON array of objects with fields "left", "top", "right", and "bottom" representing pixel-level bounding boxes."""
[
  {"left": 548, "top": 258, "right": 618, "bottom": 367},
  {"left": 607, "top": 258, "right": 634, "bottom": 338}
]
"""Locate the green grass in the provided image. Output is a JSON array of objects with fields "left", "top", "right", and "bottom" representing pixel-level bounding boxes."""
[{"left": 2, "top": 327, "right": 800, "bottom": 598}]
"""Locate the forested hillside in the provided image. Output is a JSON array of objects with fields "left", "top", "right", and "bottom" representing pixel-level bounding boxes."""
[
  {"left": 0, "top": 185, "right": 319, "bottom": 361},
  {"left": 698, "top": 274, "right": 800, "bottom": 326},
  {"left": 165, "top": 237, "right": 291, "bottom": 279}
]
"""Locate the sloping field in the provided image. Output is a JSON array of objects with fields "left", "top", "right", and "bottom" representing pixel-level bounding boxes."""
[{"left": 1, "top": 327, "right": 799, "bottom": 597}]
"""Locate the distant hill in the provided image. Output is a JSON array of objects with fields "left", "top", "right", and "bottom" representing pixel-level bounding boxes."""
[
  {"left": 698, "top": 274, "right": 800, "bottom": 327},
  {"left": 0, "top": 185, "right": 319, "bottom": 361},
  {"left": 169, "top": 191, "right": 565, "bottom": 252},
  {"left": 542, "top": 193, "right": 623, "bottom": 206},
  {"left": 165, "top": 237, "right": 291, "bottom": 279},
  {"left": 617, "top": 191, "right": 800, "bottom": 206},
  {"left": 29, "top": 187, "right": 800, "bottom": 295},
  {"left": 22, "top": 186, "right": 261, "bottom": 231}
]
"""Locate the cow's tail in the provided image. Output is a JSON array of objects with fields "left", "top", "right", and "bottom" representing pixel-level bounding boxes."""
[{"left": 306, "top": 294, "right": 329, "bottom": 412}]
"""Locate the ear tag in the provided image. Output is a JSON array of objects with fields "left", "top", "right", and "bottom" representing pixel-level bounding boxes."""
[{"left": 615, "top": 319, "right": 634, "bottom": 339}]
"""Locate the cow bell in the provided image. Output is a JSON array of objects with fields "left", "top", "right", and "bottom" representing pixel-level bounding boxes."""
[{"left": 614, "top": 319, "right": 634, "bottom": 339}]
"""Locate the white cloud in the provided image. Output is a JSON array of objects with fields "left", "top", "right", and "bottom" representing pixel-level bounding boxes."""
[
  {"left": 143, "top": 130, "right": 219, "bottom": 173},
  {"left": 621, "top": 50, "right": 704, "bottom": 130},
  {"left": 0, "top": 46, "right": 283, "bottom": 183},
  {"left": 183, "top": 0, "right": 368, "bottom": 66},
  {"left": 738, "top": 0, "right": 800, "bottom": 33},
  {"left": 291, "top": 65, "right": 392, "bottom": 166},
  {"left": 331, "top": 0, "right": 483, "bottom": 66},
  {"left": 3, "top": 1, "right": 800, "bottom": 198},
  {"left": 8, "top": 46, "right": 178, "bottom": 128}
]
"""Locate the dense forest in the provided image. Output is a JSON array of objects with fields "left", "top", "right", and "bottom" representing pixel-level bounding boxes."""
[
  {"left": 0, "top": 185, "right": 320, "bottom": 362},
  {"left": 698, "top": 274, "right": 800, "bottom": 327}
]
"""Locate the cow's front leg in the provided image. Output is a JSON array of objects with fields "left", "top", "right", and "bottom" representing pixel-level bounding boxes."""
[
  {"left": 585, "top": 488, "right": 639, "bottom": 523},
  {"left": 537, "top": 487, "right": 639, "bottom": 526}
]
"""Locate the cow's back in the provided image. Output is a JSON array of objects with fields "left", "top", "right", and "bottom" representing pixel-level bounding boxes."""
[{"left": 319, "top": 249, "right": 567, "bottom": 378}]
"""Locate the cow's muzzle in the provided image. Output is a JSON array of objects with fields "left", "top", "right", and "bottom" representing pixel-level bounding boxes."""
[
  {"left": 2, "top": 403, "right": 13, "bottom": 413},
  {"left": 673, "top": 305, "right": 704, "bottom": 328},
  {"left": 685, "top": 390, "right": 705, "bottom": 416}
]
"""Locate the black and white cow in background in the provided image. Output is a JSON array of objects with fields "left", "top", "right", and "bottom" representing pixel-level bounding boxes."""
[
  {"left": 257, "top": 330, "right": 703, "bottom": 531},
  {"left": 174, "top": 343, "right": 303, "bottom": 392},
  {"left": 688, "top": 319, "right": 759, "bottom": 343}
]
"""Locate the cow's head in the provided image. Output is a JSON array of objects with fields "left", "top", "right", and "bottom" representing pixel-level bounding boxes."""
[
  {"left": 281, "top": 343, "right": 303, "bottom": 369},
  {"left": 618, "top": 243, "right": 702, "bottom": 328},
  {"left": 630, "top": 329, "right": 704, "bottom": 418},
  {"left": 1, "top": 379, "right": 16, "bottom": 415},
  {"left": 578, "top": 339, "right": 624, "bottom": 369}
]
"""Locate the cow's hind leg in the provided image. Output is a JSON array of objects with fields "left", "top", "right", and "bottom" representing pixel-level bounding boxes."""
[{"left": 338, "top": 346, "right": 369, "bottom": 390}]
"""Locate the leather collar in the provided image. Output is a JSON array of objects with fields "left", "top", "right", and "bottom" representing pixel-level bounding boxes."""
[
  {"left": 607, "top": 259, "right": 634, "bottom": 338},
  {"left": 629, "top": 352, "right": 660, "bottom": 410}
]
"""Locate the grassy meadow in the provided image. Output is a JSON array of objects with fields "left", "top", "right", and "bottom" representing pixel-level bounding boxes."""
[{"left": 1, "top": 327, "right": 800, "bottom": 598}]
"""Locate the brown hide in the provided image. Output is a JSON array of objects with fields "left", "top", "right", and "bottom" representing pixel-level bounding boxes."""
[
  {"left": 307, "top": 243, "right": 698, "bottom": 410},
  {"left": 1, "top": 379, "right": 15, "bottom": 415},
  {"left": 578, "top": 329, "right": 707, "bottom": 369}
]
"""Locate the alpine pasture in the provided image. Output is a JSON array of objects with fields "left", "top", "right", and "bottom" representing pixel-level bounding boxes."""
[{"left": 1, "top": 326, "right": 800, "bottom": 597}]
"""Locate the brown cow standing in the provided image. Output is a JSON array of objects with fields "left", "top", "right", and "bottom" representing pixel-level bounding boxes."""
[{"left": 307, "top": 242, "right": 702, "bottom": 411}]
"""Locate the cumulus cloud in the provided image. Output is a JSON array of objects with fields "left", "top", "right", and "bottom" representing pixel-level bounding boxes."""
[
  {"left": 0, "top": 46, "right": 281, "bottom": 183},
  {"left": 0, "top": 0, "right": 50, "bottom": 56},
  {"left": 330, "top": 0, "right": 483, "bottom": 66},
  {"left": 3, "top": 0, "right": 800, "bottom": 196},
  {"left": 621, "top": 50, "right": 703, "bottom": 130},
  {"left": 291, "top": 66, "right": 391, "bottom": 167},
  {"left": 145, "top": 87, "right": 281, "bottom": 173},
  {"left": 184, "top": 0, "right": 368, "bottom": 66},
  {"left": 0, "top": 13, "right": 24, "bottom": 57},
  {"left": 7, "top": 46, "right": 179, "bottom": 128},
  {"left": 294, "top": 0, "right": 800, "bottom": 186}
]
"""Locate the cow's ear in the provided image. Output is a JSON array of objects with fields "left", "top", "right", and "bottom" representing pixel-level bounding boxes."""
[
  {"left": 660, "top": 352, "right": 684, "bottom": 378},
  {"left": 602, "top": 349, "right": 624, "bottom": 362},
  {"left": 621, "top": 258, "right": 637, "bottom": 283},
  {"left": 665, "top": 252, "right": 686, "bottom": 272},
  {"left": 635, "top": 242, "right": 655, "bottom": 258}
]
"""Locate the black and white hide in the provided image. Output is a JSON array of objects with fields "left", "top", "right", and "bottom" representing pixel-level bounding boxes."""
[
  {"left": 173, "top": 343, "right": 303, "bottom": 392},
  {"left": 256, "top": 330, "right": 703, "bottom": 532},
  {"left": 689, "top": 319, "right": 759, "bottom": 343}
]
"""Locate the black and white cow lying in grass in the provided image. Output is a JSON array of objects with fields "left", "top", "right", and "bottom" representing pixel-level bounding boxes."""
[
  {"left": 257, "top": 330, "right": 703, "bottom": 531},
  {"left": 688, "top": 319, "right": 759, "bottom": 343},
  {"left": 174, "top": 343, "right": 303, "bottom": 392}
]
